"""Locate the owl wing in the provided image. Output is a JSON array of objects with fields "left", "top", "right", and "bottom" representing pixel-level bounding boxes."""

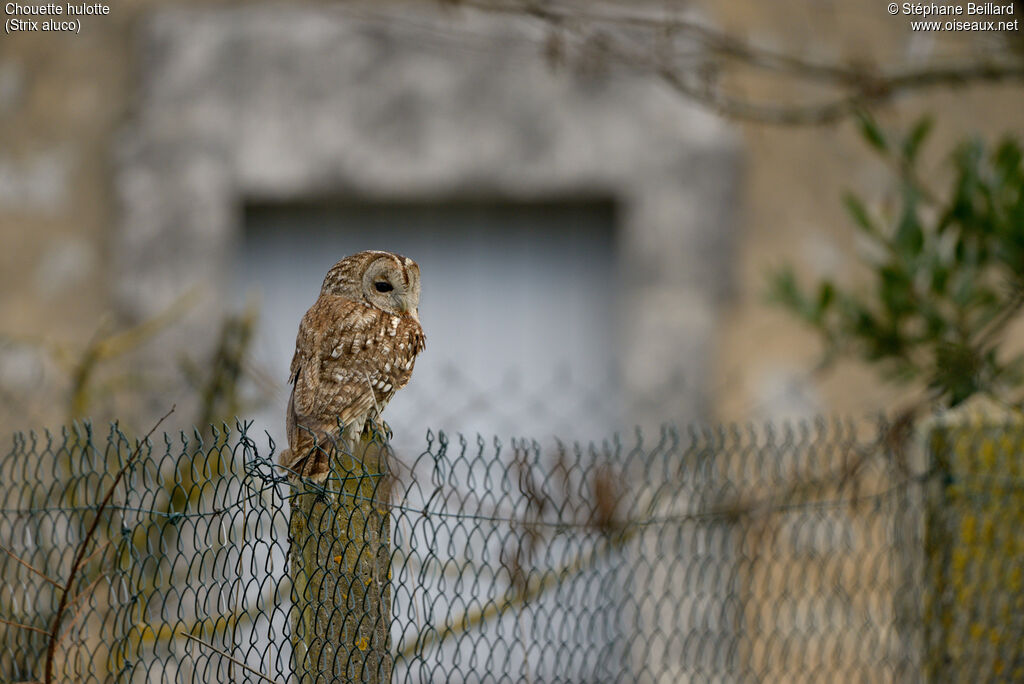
[
  {"left": 286, "top": 307, "right": 316, "bottom": 441},
  {"left": 286, "top": 295, "right": 382, "bottom": 445}
]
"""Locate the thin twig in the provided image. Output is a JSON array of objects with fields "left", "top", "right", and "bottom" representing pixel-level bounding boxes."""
[
  {"left": 57, "top": 571, "right": 108, "bottom": 643},
  {"left": 461, "top": 0, "right": 1024, "bottom": 126},
  {"left": 181, "top": 632, "right": 281, "bottom": 684},
  {"left": 399, "top": 527, "right": 628, "bottom": 660},
  {"left": 74, "top": 539, "right": 111, "bottom": 575},
  {"left": 0, "top": 616, "right": 52, "bottom": 637},
  {"left": 975, "top": 286, "right": 1024, "bottom": 351},
  {"left": 128, "top": 581, "right": 281, "bottom": 647},
  {"left": 0, "top": 542, "right": 63, "bottom": 590},
  {"left": 44, "top": 406, "right": 176, "bottom": 684}
]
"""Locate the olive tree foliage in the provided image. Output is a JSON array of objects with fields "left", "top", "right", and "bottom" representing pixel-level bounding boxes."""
[{"left": 768, "top": 116, "right": 1024, "bottom": 407}]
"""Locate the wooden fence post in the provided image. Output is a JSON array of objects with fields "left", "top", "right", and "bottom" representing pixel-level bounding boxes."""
[
  {"left": 922, "top": 401, "right": 1024, "bottom": 682},
  {"left": 288, "top": 432, "right": 393, "bottom": 683}
]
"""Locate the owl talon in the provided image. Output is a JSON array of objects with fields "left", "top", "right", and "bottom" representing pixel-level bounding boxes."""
[{"left": 363, "top": 420, "right": 393, "bottom": 440}]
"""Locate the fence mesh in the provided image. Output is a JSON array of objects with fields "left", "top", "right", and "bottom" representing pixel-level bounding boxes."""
[{"left": 0, "top": 416, "right": 1021, "bottom": 682}]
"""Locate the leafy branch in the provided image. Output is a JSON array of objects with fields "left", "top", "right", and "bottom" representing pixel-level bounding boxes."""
[{"left": 768, "top": 115, "right": 1024, "bottom": 406}]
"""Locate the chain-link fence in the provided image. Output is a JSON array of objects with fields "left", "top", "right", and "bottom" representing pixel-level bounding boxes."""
[{"left": 1, "top": 413, "right": 1021, "bottom": 683}]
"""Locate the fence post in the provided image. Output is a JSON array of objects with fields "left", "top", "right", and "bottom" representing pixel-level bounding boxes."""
[
  {"left": 921, "top": 400, "right": 1024, "bottom": 682},
  {"left": 288, "top": 431, "right": 393, "bottom": 683}
]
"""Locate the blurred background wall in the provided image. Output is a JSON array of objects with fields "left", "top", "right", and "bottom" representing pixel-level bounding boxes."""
[{"left": 0, "top": 0, "right": 1021, "bottom": 441}]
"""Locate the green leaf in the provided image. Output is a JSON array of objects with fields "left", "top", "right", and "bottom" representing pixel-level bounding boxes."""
[
  {"left": 766, "top": 267, "right": 836, "bottom": 327},
  {"left": 879, "top": 264, "right": 913, "bottom": 318},
  {"left": 930, "top": 264, "right": 949, "bottom": 295},
  {"left": 901, "top": 115, "right": 934, "bottom": 163},
  {"left": 765, "top": 267, "right": 796, "bottom": 303},
  {"left": 993, "top": 138, "right": 1021, "bottom": 181},
  {"left": 894, "top": 187, "right": 924, "bottom": 257},
  {"left": 855, "top": 111, "right": 888, "bottom": 154},
  {"left": 816, "top": 282, "right": 835, "bottom": 313},
  {"left": 843, "top": 192, "right": 878, "bottom": 236},
  {"left": 765, "top": 267, "right": 808, "bottom": 316}
]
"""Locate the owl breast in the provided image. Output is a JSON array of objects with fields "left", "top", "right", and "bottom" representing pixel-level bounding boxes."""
[
  {"left": 363, "top": 314, "right": 425, "bottom": 414},
  {"left": 318, "top": 306, "right": 425, "bottom": 424}
]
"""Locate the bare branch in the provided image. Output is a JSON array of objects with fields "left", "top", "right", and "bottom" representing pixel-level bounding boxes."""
[
  {"left": 458, "top": 0, "right": 1024, "bottom": 125},
  {"left": 57, "top": 571, "right": 109, "bottom": 644},
  {"left": 73, "top": 539, "right": 111, "bottom": 574},
  {"left": 44, "top": 405, "right": 176, "bottom": 684},
  {"left": 0, "top": 616, "right": 52, "bottom": 638},
  {"left": 0, "top": 542, "right": 63, "bottom": 591},
  {"left": 69, "top": 291, "right": 198, "bottom": 420},
  {"left": 399, "top": 527, "right": 628, "bottom": 660},
  {"left": 181, "top": 632, "right": 281, "bottom": 684}
]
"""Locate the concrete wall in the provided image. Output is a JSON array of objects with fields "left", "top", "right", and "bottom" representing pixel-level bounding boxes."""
[
  {"left": 3, "top": 1, "right": 1021, "bottom": 438},
  {"left": 112, "top": 5, "right": 739, "bottom": 434}
]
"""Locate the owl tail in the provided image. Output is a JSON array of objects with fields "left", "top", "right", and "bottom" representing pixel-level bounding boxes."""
[
  {"left": 278, "top": 445, "right": 332, "bottom": 482},
  {"left": 278, "top": 447, "right": 302, "bottom": 478}
]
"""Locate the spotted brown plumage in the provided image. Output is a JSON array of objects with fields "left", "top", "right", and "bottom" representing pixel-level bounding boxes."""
[{"left": 281, "top": 250, "right": 425, "bottom": 480}]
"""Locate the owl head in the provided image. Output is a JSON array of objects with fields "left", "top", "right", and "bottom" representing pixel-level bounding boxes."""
[{"left": 321, "top": 250, "right": 421, "bottom": 317}]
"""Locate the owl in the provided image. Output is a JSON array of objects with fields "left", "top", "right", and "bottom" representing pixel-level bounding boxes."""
[{"left": 280, "top": 250, "right": 425, "bottom": 481}]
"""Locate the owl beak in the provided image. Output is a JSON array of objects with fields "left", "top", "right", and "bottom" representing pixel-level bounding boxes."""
[
  {"left": 392, "top": 293, "right": 411, "bottom": 314},
  {"left": 393, "top": 294, "right": 419, "bottom": 321}
]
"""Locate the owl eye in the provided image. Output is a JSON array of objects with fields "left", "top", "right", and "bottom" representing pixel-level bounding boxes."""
[{"left": 374, "top": 281, "right": 394, "bottom": 293}]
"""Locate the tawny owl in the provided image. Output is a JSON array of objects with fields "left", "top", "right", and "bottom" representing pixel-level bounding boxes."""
[{"left": 280, "top": 250, "right": 425, "bottom": 480}]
